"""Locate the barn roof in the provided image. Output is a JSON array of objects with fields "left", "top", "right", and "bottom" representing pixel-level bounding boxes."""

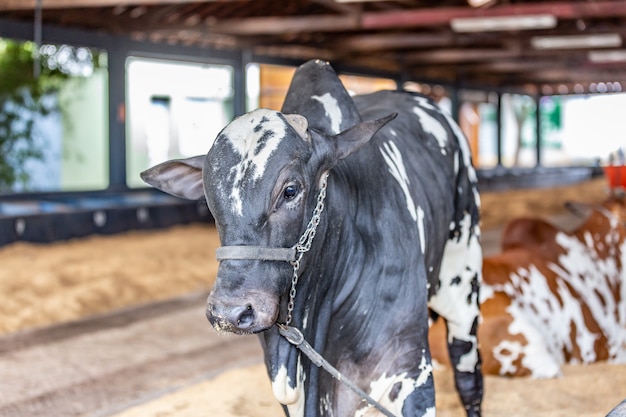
[{"left": 1, "top": 0, "right": 626, "bottom": 95}]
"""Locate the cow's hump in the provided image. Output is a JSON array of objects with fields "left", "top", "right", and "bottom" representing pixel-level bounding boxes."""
[{"left": 282, "top": 59, "right": 361, "bottom": 135}]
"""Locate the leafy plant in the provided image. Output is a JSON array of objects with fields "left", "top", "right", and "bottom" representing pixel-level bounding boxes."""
[{"left": 0, "top": 39, "right": 99, "bottom": 191}]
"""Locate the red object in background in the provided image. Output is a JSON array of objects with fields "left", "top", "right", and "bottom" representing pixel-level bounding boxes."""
[{"left": 604, "top": 165, "right": 626, "bottom": 189}]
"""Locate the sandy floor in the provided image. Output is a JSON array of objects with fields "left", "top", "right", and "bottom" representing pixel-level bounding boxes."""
[
  {"left": 1, "top": 177, "right": 624, "bottom": 416},
  {"left": 111, "top": 362, "right": 626, "bottom": 417},
  {"left": 0, "top": 224, "right": 219, "bottom": 335}
]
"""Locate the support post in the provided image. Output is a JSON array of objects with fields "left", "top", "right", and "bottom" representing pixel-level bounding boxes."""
[
  {"left": 496, "top": 92, "right": 503, "bottom": 167},
  {"left": 535, "top": 94, "right": 542, "bottom": 167},
  {"left": 107, "top": 43, "right": 128, "bottom": 190}
]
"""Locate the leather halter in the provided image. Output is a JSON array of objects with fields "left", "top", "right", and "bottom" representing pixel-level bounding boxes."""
[
  {"left": 216, "top": 245, "right": 296, "bottom": 262},
  {"left": 214, "top": 172, "right": 329, "bottom": 264}
]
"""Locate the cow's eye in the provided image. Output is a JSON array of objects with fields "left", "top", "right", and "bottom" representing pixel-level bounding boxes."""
[{"left": 283, "top": 184, "right": 299, "bottom": 200}]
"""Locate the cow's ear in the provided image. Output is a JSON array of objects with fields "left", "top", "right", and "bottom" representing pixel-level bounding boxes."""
[
  {"left": 333, "top": 113, "right": 397, "bottom": 160},
  {"left": 140, "top": 156, "right": 205, "bottom": 200},
  {"left": 564, "top": 201, "right": 592, "bottom": 218}
]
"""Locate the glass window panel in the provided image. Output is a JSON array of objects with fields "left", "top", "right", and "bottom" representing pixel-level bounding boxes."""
[
  {"left": 542, "top": 93, "right": 626, "bottom": 167},
  {"left": 126, "top": 57, "right": 234, "bottom": 188},
  {"left": 245, "top": 63, "right": 260, "bottom": 112},
  {"left": 0, "top": 38, "right": 108, "bottom": 193},
  {"left": 500, "top": 93, "right": 537, "bottom": 168},
  {"left": 475, "top": 101, "right": 499, "bottom": 168},
  {"left": 459, "top": 90, "right": 498, "bottom": 169}
]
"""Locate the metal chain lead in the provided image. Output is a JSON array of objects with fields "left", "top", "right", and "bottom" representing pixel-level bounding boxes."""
[
  {"left": 284, "top": 172, "right": 329, "bottom": 326},
  {"left": 279, "top": 172, "right": 397, "bottom": 417}
]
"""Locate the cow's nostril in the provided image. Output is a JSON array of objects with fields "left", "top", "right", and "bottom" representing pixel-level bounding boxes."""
[{"left": 236, "top": 304, "right": 255, "bottom": 329}]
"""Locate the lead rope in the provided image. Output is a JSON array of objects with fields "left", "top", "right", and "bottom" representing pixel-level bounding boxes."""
[{"left": 278, "top": 172, "right": 398, "bottom": 417}]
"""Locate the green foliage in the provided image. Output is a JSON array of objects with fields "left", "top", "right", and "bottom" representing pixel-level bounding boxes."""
[{"left": 0, "top": 38, "right": 99, "bottom": 191}]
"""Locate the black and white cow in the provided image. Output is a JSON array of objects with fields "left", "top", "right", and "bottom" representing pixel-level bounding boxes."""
[{"left": 141, "top": 60, "right": 483, "bottom": 417}]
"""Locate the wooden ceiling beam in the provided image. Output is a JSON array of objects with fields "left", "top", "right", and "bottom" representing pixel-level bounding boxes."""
[
  {"left": 362, "top": 1, "right": 626, "bottom": 30},
  {"left": 310, "top": 0, "right": 357, "bottom": 15},
  {"left": 206, "top": 14, "right": 359, "bottom": 35},
  {"left": 200, "top": 1, "right": 626, "bottom": 35},
  {"left": 404, "top": 48, "right": 521, "bottom": 64},
  {"left": 333, "top": 33, "right": 456, "bottom": 52},
  {"left": 0, "top": 0, "right": 233, "bottom": 11}
]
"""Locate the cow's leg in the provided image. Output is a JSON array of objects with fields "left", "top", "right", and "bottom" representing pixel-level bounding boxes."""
[
  {"left": 430, "top": 290, "right": 483, "bottom": 417},
  {"left": 429, "top": 227, "right": 483, "bottom": 417},
  {"left": 445, "top": 315, "right": 483, "bottom": 417}
]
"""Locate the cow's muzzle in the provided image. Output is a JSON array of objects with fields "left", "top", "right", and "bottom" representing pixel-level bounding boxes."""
[{"left": 206, "top": 290, "right": 279, "bottom": 335}]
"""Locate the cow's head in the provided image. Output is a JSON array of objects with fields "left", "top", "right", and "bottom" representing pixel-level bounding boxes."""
[
  {"left": 141, "top": 108, "right": 395, "bottom": 335},
  {"left": 565, "top": 194, "right": 626, "bottom": 227}
]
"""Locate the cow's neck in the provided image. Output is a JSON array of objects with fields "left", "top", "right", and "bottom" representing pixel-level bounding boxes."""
[
  {"left": 264, "top": 170, "right": 430, "bottom": 417},
  {"left": 298, "top": 171, "right": 428, "bottom": 414},
  {"left": 260, "top": 172, "right": 367, "bottom": 415}
]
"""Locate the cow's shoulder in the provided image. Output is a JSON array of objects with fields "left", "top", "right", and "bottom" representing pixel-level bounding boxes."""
[{"left": 482, "top": 248, "right": 543, "bottom": 286}]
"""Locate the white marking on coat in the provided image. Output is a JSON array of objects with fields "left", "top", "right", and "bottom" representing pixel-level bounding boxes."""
[
  {"left": 354, "top": 357, "right": 432, "bottom": 417},
  {"left": 492, "top": 339, "right": 523, "bottom": 375},
  {"left": 380, "top": 140, "right": 425, "bottom": 252},
  {"left": 320, "top": 393, "right": 333, "bottom": 417},
  {"left": 429, "top": 212, "right": 482, "bottom": 373},
  {"left": 220, "top": 109, "right": 286, "bottom": 216},
  {"left": 412, "top": 97, "right": 448, "bottom": 154},
  {"left": 272, "top": 357, "right": 306, "bottom": 417},
  {"left": 441, "top": 110, "right": 478, "bottom": 185},
  {"left": 507, "top": 297, "right": 563, "bottom": 378},
  {"left": 312, "top": 93, "right": 343, "bottom": 134},
  {"left": 483, "top": 220, "right": 626, "bottom": 377},
  {"left": 551, "top": 232, "right": 626, "bottom": 360},
  {"left": 416, "top": 352, "right": 434, "bottom": 387}
]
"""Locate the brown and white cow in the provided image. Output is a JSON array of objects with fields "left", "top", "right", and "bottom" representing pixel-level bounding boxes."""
[{"left": 431, "top": 195, "right": 626, "bottom": 377}]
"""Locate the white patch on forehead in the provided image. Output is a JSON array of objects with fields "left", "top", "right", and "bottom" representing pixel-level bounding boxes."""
[
  {"left": 412, "top": 97, "right": 448, "bottom": 155},
  {"left": 220, "top": 108, "right": 286, "bottom": 216},
  {"left": 312, "top": 92, "right": 343, "bottom": 134},
  {"left": 380, "top": 140, "right": 425, "bottom": 253}
]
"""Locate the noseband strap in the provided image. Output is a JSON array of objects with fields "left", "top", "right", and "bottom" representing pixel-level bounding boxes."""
[{"left": 216, "top": 246, "right": 296, "bottom": 262}]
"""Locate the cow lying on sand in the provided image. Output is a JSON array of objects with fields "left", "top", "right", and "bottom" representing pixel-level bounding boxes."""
[
  {"left": 432, "top": 196, "right": 626, "bottom": 378},
  {"left": 142, "top": 60, "right": 483, "bottom": 417}
]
